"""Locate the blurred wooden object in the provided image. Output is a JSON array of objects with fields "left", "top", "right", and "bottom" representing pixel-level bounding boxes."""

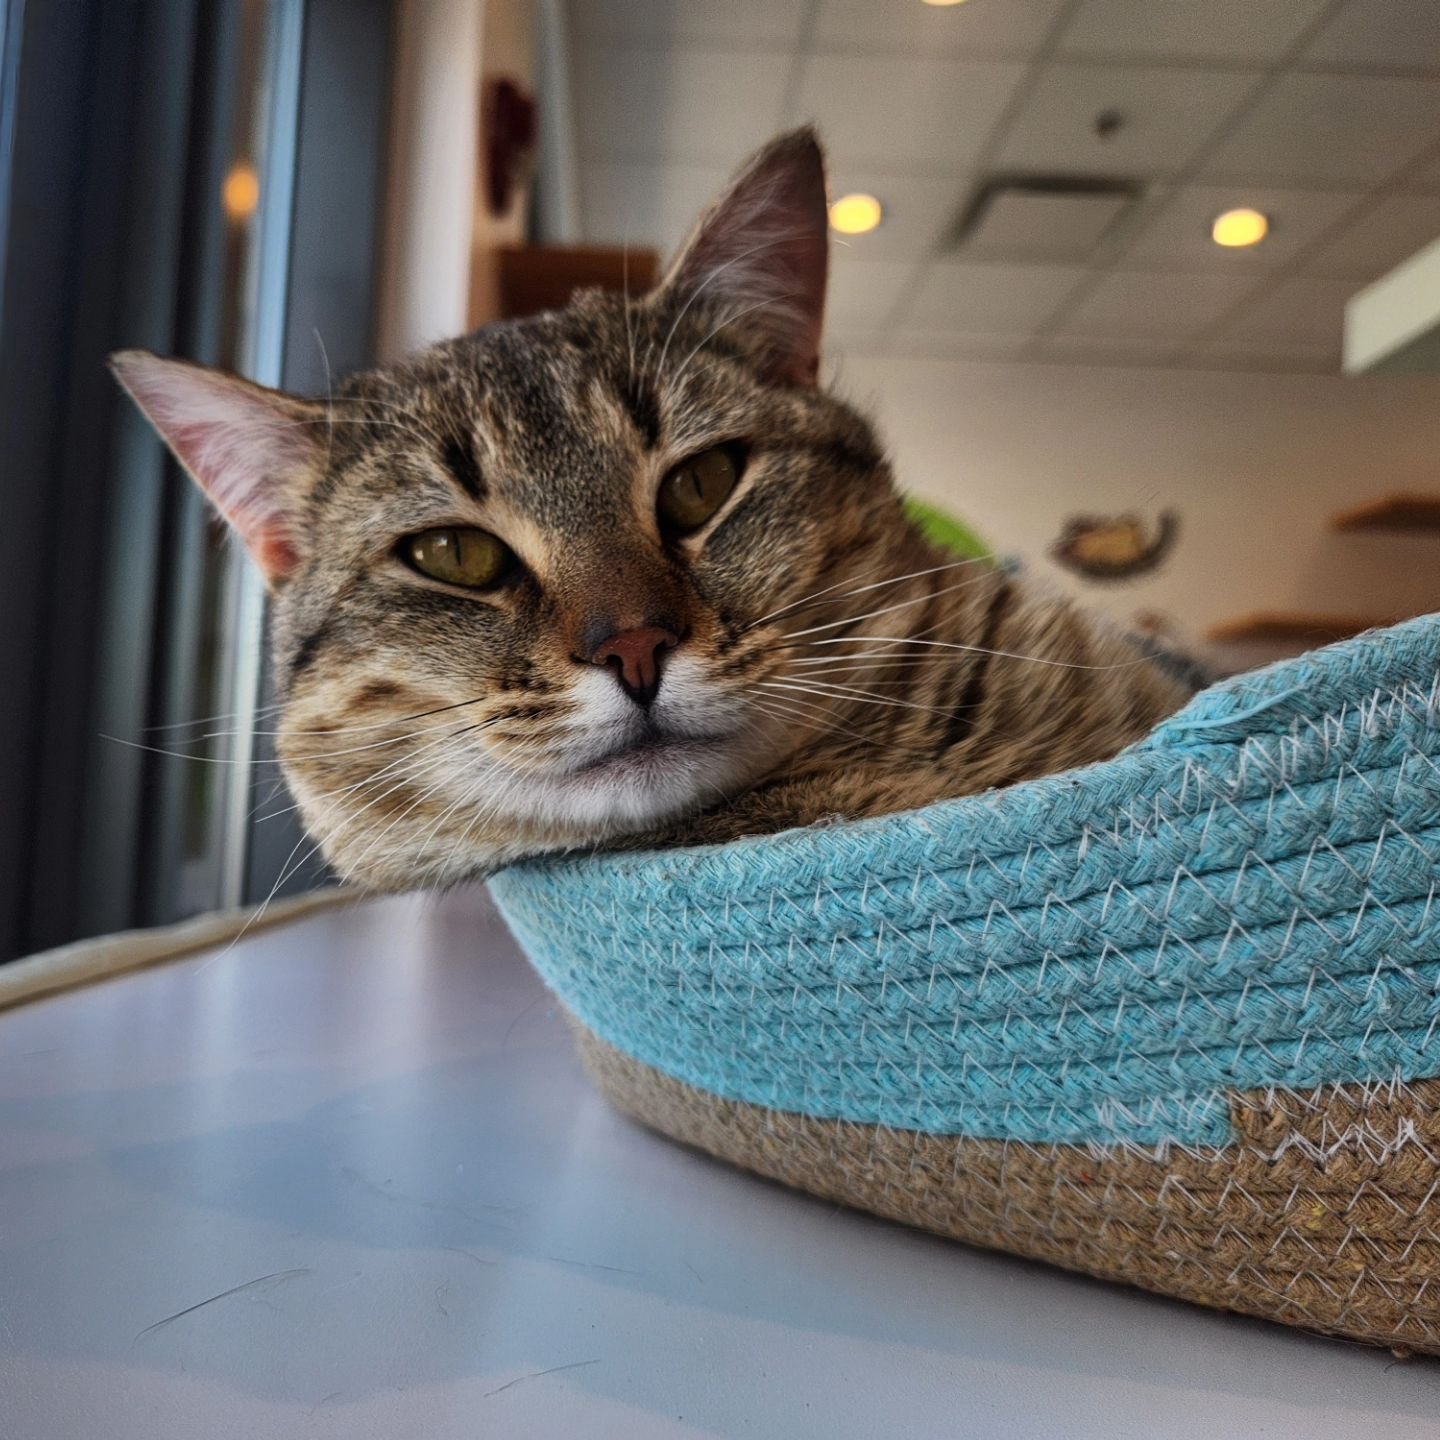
[
  {"left": 1206, "top": 612, "right": 1392, "bottom": 645},
  {"left": 1329, "top": 493, "right": 1440, "bottom": 532},
  {"left": 495, "top": 245, "right": 659, "bottom": 320},
  {"left": 466, "top": 0, "right": 536, "bottom": 329}
]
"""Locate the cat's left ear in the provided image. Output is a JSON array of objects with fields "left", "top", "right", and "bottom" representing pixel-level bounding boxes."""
[
  {"left": 109, "top": 351, "right": 327, "bottom": 586},
  {"left": 654, "top": 127, "right": 829, "bottom": 388}
]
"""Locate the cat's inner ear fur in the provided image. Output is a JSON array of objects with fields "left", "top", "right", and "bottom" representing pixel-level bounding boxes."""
[
  {"left": 109, "top": 350, "right": 326, "bottom": 586},
  {"left": 651, "top": 127, "right": 830, "bottom": 388}
]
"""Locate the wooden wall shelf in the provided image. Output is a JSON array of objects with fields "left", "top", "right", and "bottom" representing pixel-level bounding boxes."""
[
  {"left": 1206, "top": 612, "right": 1391, "bottom": 645},
  {"left": 1328, "top": 493, "right": 1440, "bottom": 532}
]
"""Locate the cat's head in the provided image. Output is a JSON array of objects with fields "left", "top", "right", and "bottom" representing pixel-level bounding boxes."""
[{"left": 111, "top": 129, "right": 910, "bottom": 887}]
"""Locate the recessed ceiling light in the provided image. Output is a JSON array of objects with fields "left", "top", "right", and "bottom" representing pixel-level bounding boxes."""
[
  {"left": 829, "top": 193, "right": 883, "bottom": 235},
  {"left": 1211, "top": 207, "right": 1269, "bottom": 248},
  {"left": 921, "top": 0, "right": 969, "bottom": 7}
]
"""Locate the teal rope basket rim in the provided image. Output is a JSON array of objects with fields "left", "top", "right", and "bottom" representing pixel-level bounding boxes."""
[{"left": 490, "top": 614, "right": 1440, "bottom": 1150}]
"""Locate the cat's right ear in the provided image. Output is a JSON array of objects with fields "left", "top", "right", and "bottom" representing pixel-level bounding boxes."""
[
  {"left": 653, "top": 127, "right": 830, "bottom": 388},
  {"left": 109, "top": 351, "right": 325, "bottom": 586}
]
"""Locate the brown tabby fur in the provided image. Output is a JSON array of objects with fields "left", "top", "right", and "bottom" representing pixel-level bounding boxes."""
[{"left": 113, "top": 130, "right": 1190, "bottom": 890}]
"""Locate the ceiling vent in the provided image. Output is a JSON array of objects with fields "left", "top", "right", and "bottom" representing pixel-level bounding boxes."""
[{"left": 946, "top": 175, "right": 1145, "bottom": 261}]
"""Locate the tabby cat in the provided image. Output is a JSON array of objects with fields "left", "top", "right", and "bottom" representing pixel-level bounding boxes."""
[{"left": 112, "top": 129, "right": 1189, "bottom": 891}]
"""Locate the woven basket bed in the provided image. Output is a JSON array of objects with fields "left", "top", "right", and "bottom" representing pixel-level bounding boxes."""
[{"left": 490, "top": 614, "right": 1440, "bottom": 1354}]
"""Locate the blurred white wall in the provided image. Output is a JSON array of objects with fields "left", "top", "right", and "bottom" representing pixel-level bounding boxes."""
[{"left": 835, "top": 352, "right": 1440, "bottom": 654}]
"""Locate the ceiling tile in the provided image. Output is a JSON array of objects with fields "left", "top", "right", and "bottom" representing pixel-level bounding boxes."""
[
  {"left": 890, "top": 332, "right": 1035, "bottom": 361},
  {"left": 574, "top": 45, "right": 792, "bottom": 161},
  {"left": 1202, "top": 73, "right": 1440, "bottom": 184},
  {"left": 1030, "top": 334, "right": 1179, "bottom": 365},
  {"left": 1212, "top": 274, "right": 1361, "bottom": 347},
  {"left": 995, "top": 64, "right": 1260, "bottom": 177},
  {"left": 569, "top": 0, "right": 810, "bottom": 46},
  {"left": 1302, "top": 193, "right": 1440, "bottom": 280},
  {"left": 1301, "top": 0, "right": 1440, "bottom": 71},
  {"left": 1118, "top": 184, "right": 1362, "bottom": 272},
  {"left": 1059, "top": 0, "right": 1331, "bottom": 64},
  {"left": 957, "top": 188, "right": 1135, "bottom": 260},
  {"left": 901, "top": 260, "right": 1087, "bottom": 333},
  {"left": 823, "top": 171, "right": 968, "bottom": 260},
  {"left": 793, "top": 56, "right": 1026, "bottom": 171},
  {"left": 826, "top": 259, "right": 915, "bottom": 331},
  {"left": 1055, "top": 270, "right": 1260, "bottom": 340},
  {"left": 583, "top": 163, "right": 963, "bottom": 264},
  {"left": 1401, "top": 149, "right": 1440, "bottom": 193},
  {"left": 812, "top": 0, "right": 1070, "bottom": 58},
  {"left": 822, "top": 331, "right": 892, "bottom": 364},
  {"left": 579, "top": 161, "right": 733, "bottom": 256},
  {"left": 1183, "top": 338, "right": 1340, "bottom": 374}
]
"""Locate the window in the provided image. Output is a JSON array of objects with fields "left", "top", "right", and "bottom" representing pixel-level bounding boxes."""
[{"left": 0, "top": 0, "right": 393, "bottom": 959}]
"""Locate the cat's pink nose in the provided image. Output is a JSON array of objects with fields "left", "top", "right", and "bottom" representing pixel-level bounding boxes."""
[{"left": 590, "top": 626, "right": 679, "bottom": 707}]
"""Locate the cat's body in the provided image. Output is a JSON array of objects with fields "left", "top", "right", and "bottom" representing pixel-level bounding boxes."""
[{"left": 112, "top": 130, "right": 1189, "bottom": 890}]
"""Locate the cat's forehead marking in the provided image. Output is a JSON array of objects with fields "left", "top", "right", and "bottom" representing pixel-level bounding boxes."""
[
  {"left": 327, "top": 302, "right": 755, "bottom": 543},
  {"left": 453, "top": 318, "right": 649, "bottom": 533}
]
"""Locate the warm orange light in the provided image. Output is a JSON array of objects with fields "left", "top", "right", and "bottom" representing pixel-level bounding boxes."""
[
  {"left": 1211, "top": 207, "right": 1269, "bottom": 248},
  {"left": 829, "top": 193, "right": 883, "bottom": 236},
  {"left": 921, "top": 0, "right": 969, "bottom": 6},
  {"left": 222, "top": 162, "right": 260, "bottom": 223}
]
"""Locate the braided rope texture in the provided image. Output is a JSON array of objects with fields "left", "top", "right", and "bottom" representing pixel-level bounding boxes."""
[
  {"left": 490, "top": 614, "right": 1440, "bottom": 1350},
  {"left": 579, "top": 1032, "right": 1440, "bottom": 1354}
]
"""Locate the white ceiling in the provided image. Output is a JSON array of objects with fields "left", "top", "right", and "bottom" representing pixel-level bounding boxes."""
[{"left": 566, "top": 0, "right": 1440, "bottom": 372}]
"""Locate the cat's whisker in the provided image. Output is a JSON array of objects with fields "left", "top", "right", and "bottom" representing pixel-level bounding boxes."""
[
  {"left": 652, "top": 229, "right": 807, "bottom": 385},
  {"left": 622, "top": 236, "right": 639, "bottom": 390},
  {"left": 222, "top": 388, "right": 454, "bottom": 459},
  {"left": 783, "top": 634, "right": 1159, "bottom": 671},
  {"left": 257, "top": 748, "right": 469, "bottom": 851},
  {"left": 773, "top": 569, "right": 990, "bottom": 645},
  {"left": 783, "top": 609, "right": 971, "bottom": 668},
  {"left": 195, "top": 741, "right": 445, "bottom": 966},
  {"left": 319, "top": 390, "right": 457, "bottom": 445},
  {"left": 745, "top": 686, "right": 861, "bottom": 736},
  {"left": 362, "top": 779, "right": 477, "bottom": 883},
  {"left": 747, "top": 695, "right": 898, "bottom": 757},
  {"left": 141, "top": 700, "right": 286, "bottom": 735},
  {"left": 747, "top": 696, "right": 951, "bottom": 761},
  {"left": 200, "top": 830, "right": 326, "bottom": 967},
  {"left": 272, "top": 719, "right": 494, "bottom": 763},
  {"left": 260, "top": 723, "right": 489, "bottom": 824},
  {"left": 315, "top": 327, "right": 336, "bottom": 472},
  {"left": 669, "top": 289, "right": 799, "bottom": 395},
  {"left": 101, "top": 733, "right": 299, "bottom": 768},
  {"left": 253, "top": 708, "right": 518, "bottom": 833},
  {"left": 320, "top": 740, "right": 485, "bottom": 885},
  {"left": 743, "top": 553, "right": 993, "bottom": 634},
  {"left": 220, "top": 692, "right": 497, "bottom": 740},
  {"left": 761, "top": 678, "right": 957, "bottom": 717},
  {"left": 783, "top": 655, "right": 960, "bottom": 676},
  {"left": 254, "top": 692, "right": 533, "bottom": 757}
]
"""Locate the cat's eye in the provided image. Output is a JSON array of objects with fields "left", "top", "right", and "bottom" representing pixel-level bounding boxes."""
[
  {"left": 657, "top": 445, "right": 742, "bottom": 534},
  {"left": 403, "top": 527, "right": 512, "bottom": 588}
]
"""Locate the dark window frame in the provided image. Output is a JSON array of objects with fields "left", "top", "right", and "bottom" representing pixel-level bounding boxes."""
[{"left": 0, "top": 0, "right": 394, "bottom": 959}]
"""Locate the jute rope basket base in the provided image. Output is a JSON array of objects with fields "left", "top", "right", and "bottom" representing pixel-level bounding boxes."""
[{"left": 491, "top": 615, "right": 1440, "bottom": 1354}]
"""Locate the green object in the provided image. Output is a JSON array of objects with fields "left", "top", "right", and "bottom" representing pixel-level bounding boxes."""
[{"left": 903, "top": 498, "right": 993, "bottom": 564}]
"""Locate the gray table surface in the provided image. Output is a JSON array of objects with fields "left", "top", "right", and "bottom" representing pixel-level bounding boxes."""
[{"left": 2, "top": 887, "right": 1438, "bottom": 1439}]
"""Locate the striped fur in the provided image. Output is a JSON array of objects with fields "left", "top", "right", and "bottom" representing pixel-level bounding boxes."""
[{"left": 114, "top": 131, "right": 1189, "bottom": 889}]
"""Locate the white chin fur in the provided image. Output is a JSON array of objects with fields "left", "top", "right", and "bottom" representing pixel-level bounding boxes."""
[{"left": 488, "top": 655, "right": 774, "bottom": 836}]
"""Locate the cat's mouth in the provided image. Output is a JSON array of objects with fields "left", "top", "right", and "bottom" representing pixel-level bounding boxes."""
[
  {"left": 497, "top": 710, "right": 768, "bottom": 835},
  {"left": 564, "top": 725, "right": 728, "bottom": 780}
]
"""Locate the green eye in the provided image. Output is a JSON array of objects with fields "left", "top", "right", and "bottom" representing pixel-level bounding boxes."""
[
  {"left": 657, "top": 445, "right": 742, "bottom": 533},
  {"left": 404, "top": 527, "right": 511, "bottom": 588}
]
